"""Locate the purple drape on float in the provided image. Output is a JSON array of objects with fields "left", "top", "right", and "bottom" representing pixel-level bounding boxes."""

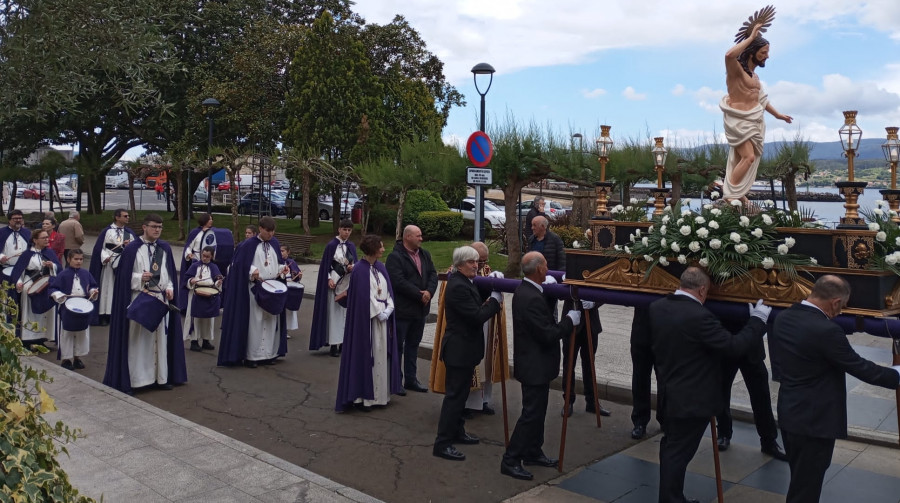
[{"left": 473, "top": 275, "right": 900, "bottom": 339}]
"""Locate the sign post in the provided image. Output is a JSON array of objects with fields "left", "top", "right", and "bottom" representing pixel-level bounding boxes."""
[{"left": 466, "top": 132, "right": 494, "bottom": 242}]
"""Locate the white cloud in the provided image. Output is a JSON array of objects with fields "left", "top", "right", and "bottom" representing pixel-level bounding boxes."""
[
  {"left": 671, "top": 84, "right": 686, "bottom": 96},
  {"left": 622, "top": 86, "right": 647, "bottom": 101},
  {"left": 581, "top": 88, "right": 607, "bottom": 99}
]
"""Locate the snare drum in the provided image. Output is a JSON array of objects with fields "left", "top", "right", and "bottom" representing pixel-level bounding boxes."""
[
  {"left": 1, "top": 266, "right": 12, "bottom": 278},
  {"left": 334, "top": 274, "right": 350, "bottom": 301},
  {"left": 193, "top": 286, "right": 220, "bottom": 297},
  {"left": 126, "top": 291, "right": 170, "bottom": 332},
  {"left": 252, "top": 279, "right": 287, "bottom": 315},
  {"left": 61, "top": 297, "right": 94, "bottom": 332},
  {"left": 26, "top": 276, "right": 51, "bottom": 295},
  {"left": 285, "top": 282, "right": 304, "bottom": 311}
]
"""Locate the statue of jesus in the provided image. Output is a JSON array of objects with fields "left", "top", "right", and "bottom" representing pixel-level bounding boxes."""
[{"left": 722, "top": 18, "right": 793, "bottom": 202}]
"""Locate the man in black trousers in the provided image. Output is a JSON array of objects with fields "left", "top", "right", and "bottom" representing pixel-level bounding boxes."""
[
  {"left": 560, "top": 298, "right": 611, "bottom": 418},
  {"left": 386, "top": 225, "right": 438, "bottom": 393},
  {"left": 651, "top": 267, "right": 770, "bottom": 503},
  {"left": 629, "top": 306, "right": 656, "bottom": 439},
  {"left": 501, "top": 252, "right": 580, "bottom": 481},
  {"left": 432, "top": 246, "right": 503, "bottom": 461},
  {"left": 774, "top": 275, "right": 899, "bottom": 503}
]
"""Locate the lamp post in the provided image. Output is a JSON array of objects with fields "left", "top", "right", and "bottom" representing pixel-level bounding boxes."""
[
  {"left": 836, "top": 111, "right": 867, "bottom": 229},
  {"left": 881, "top": 126, "right": 900, "bottom": 223},
  {"left": 593, "top": 125, "right": 614, "bottom": 219},
  {"left": 472, "top": 62, "right": 495, "bottom": 243},
  {"left": 650, "top": 137, "right": 669, "bottom": 216},
  {"left": 202, "top": 98, "right": 221, "bottom": 215}
]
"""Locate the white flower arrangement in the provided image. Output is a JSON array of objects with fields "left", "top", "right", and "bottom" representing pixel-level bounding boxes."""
[
  {"left": 689, "top": 241, "right": 701, "bottom": 253},
  {"left": 710, "top": 190, "right": 720, "bottom": 200},
  {"left": 761, "top": 257, "right": 775, "bottom": 269},
  {"left": 869, "top": 222, "right": 881, "bottom": 231},
  {"left": 695, "top": 216, "right": 706, "bottom": 225},
  {"left": 739, "top": 216, "right": 750, "bottom": 228},
  {"left": 696, "top": 227, "right": 709, "bottom": 239},
  {"left": 877, "top": 232, "right": 887, "bottom": 242},
  {"left": 730, "top": 232, "right": 741, "bottom": 244},
  {"left": 751, "top": 227, "right": 764, "bottom": 238},
  {"left": 710, "top": 238, "right": 722, "bottom": 249},
  {"left": 762, "top": 214, "right": 773, "bottom": 225},
  {"left": 730, "top": 199, "right": 742, "bottom": 207},
  {"left": 671, "top": 242, "right": 680, "bottom": 253},
  {"left": 735, "top": 243, "right": 749, "bottom": 254},
  {"left": 777, "top": 244, "right": 789, "bottom": 255},
  {"left": 677, "top": 254, "right": 687, "bottom": 264},
  {"left": 680, "top": 225, "right": 691, "bottom": 236},
  {"left": 709, "top": 220, "right": 720, "bottom": 230}
]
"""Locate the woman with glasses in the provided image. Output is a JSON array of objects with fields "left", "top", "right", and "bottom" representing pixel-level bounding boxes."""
[{"left": 11, "top": 229, "right": 60, "bottom": 347}]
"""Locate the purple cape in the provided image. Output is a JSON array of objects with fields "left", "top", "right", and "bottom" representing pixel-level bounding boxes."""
[
  {"left": 89, "top": 225, "right": 136, "bottom": 325},
  {"left": 178, "top": 227, "right": 234, "bottom": 310},
  {"left": 217, "top": 236, "right": 287, "bottom": 366},
  {"left": 308, "top": 237, "right": 357, "bottom": 350},
  {"left": 101, "top": 239, "right": 187, "bottom": 394},
  {"left": 180, "top": 261, "right": 222, "bottom": 318},
  {"left": 49, "top": 267, "right": 97, "bottom": 359},
  {"left": 334, "top": 259, "right": 402, "bottom": 412},
  {"left": 10, "top": 247, "right": 61, "bottom": 316}
]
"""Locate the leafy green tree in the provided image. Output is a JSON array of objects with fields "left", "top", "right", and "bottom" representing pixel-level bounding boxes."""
[{"left": 759, "top": 134, "right": 814, "bottom": 212}]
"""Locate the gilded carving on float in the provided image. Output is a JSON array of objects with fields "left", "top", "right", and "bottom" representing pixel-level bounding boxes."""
[
  {"left": 712, "top": 268, "right": 813, "bottom": 307},
  {"left": 580, "top": 258, "right": 680, "bottom": 294},
  {"left": 833, "top": 234, "right": 874, "bottom": 269},
  {"left": 884, "top": 282, "right": 900, "bottom": 308}
]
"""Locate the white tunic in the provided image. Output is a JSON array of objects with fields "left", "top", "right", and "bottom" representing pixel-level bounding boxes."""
[
  {"left": 52, "top": 274, "right": 95, "bottom": 360},
  {"left": 127, "top": 240, "right": 173, "bottom": 388},
  {"left": 17, "top": 249, "right": 57, "bottom": 342},
  {"left": 184, "top": 228, "right": 212, "bottom": 262},
  {"left": 182, "top": 263, "right": 218, "bottom": 342},
  {"left": 245, "top": 240, "right": 281, "bottom": 361},
  {"left": 1, "top": 228, "right": 26, "bottom": 268},
  {"left": 98, "top": 225, "right": 129, "bottom": 316},
  {"left": 326, "top": 240, "right": 350, "bottom": 345},
  {"left": 358, "top": 266, "right": 394, "bottom": 407}
]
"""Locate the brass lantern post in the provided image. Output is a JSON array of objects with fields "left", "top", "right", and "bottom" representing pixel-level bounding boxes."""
[
  {"left": 881, "top": 126, "right": 900, "bottom": 223},
  {"left": 593, "top": 125, "right": 614, "bottom": 219},
  {"left": 650, "top": 137, "right": 669, "bottom": 216},
  {"left": 836, "top": 111, "right": 868, "bottom": 229}
]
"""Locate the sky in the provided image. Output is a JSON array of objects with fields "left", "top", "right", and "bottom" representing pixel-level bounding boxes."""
[{"left": 353, "top": 0, "right": 900, "bottom": 152}]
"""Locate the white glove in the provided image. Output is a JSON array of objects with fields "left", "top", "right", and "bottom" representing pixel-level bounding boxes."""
[
  {"left": 566, "top": 310, "right": 581, "bottom": 326},
  {"left": 543, "top": 275, "right": 557, "bottom": 285},
  {"left": 377, "top": 311, "right": 390, "bottom": 322},
  {"left": 748, "top": 299, "right": 772, "bottom": 323},
  {"left": 382, "top": 306, "right": 394, "bottom": 318},
  {"left": 562, "top": 273, "right": 566, "bottom": 281},
  {"left": 490, "top": 291, "right": 503, "bottom": 303},
  {"left": 581, "top": 300, "right": 596, "bottom": 310},
  {"left": 52, "top": 292, "right": 66, "bottom": 304},
  {"left": 488, "top": 271, "right": 505, "bottom": 279},
  {"left": 891, "top": 365, "right": 900, "bottom": 380}
]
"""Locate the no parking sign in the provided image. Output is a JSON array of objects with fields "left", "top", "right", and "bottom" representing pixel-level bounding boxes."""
[{"left": 466, "top": 131, "right": 493, "bottom": 167}]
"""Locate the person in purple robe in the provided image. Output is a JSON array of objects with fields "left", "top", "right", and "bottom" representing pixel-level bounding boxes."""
[
  {"left": 180, "top": 247, "right": 223, "bottom": 352},
  {"left": 178, "top": 213, "right": 233, "bottom": 311},
  {"left": 0, "top": 210, "right": 32, "bottom": 306},
  {"left": 11, "top": 229, "right": 60, "bottom": 346},
  {"left": 89, "top": 209, "right": 135, "bottom": 326},
  {"left": 334, "top": 234, "right": 403, "bottom": 413},
  {"left": 309, "top": 219, "right": 356, "bottom": 356},
  {"left": 49, "top": 249, "right": 98, "bottom": 370},
  {"left": 280, "top": 244, "right": 303, "bottom": 332},
  {"left": 102, "top": 213, "right": 186, "bottom": 394},
  {"left": 217, "top": 216, "right": 288, "bottom": 368}
]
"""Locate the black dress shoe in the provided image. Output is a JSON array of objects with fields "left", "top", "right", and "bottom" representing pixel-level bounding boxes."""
[
  {"left": 631, "top": 425, "right": 646, "bottom": 439},
  {"left": 500, "top": 461, "right": 533, "bottom": 480},
  {"left": 404, "top": 381, "right": 428, "bottom": 393},
  {"left": 585, "top": 401, "right": 612, "bottom": 416},
  {"left": 522, "top": 454, "right": 559, "bottom": 468},
  {"left": 396, "top": 388, "right": 407, "bottom": 396},
  {"left": 330, "top": 345, "right": 339, "bottom": 357},
  {"left": 61, "top": 360, "right": 74, "bottom": 371},
  {"left": 190, "top": 341, "right": 202, "bottom": 352},
  {"left": 353, "top": 403, "right": 373, "bottom": 412},
  {"left": 158, "top": 383, "right": 174, "bottom": 390},
  {"left": 455, "top": 432, "right": 479, "bottom": 445},
  {"left": 201, "top": 340, "right": 215, "bottom": 350},
  {"left": 717, "top": 436, "right": 731, "bottom": 451},
  {"left": 244, "top": 360, "right": 258, "bottom": 368},
  {"left": 433, "top": 445, "right": 465, "bottom": 461},
  {"left": 761, "top": 441, "right": 788, "bottom": 461},
  {"left": 73, "top": 358, "right": 85, "bottom": 370},
  {"left": 261, "top": 359, "right": 276, "bottom": 365},
  {"left": 462, "top": 408, "right": 476, "bottom": 419},
  {"left": 481, "top": 403, "right": 496, "bottom": 415},
  {"left": 561, "top": 403, "right": 574, "bottom": 417}
]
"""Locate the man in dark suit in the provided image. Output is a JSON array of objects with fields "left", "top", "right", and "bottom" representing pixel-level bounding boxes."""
[
  {"left": 501, "top": 252, "right": 580, "bottom": 481},
  {"left": 432, "top": 246, "right": 503, "bottom": 461},
  {"left": 560, "top": 298, "right": 611, "bottom": 418},
  {"left": 386, "top": 225, "right": 438, "bottom": 392},
  {"left": 651, "top": 267, "right": 771, "bottom": 503},
  {"left": 774, "top": 275, "right": 900, "bottom": 503},
  {"left": 629, "top": 306, "right": 656, "bottom": 439}
]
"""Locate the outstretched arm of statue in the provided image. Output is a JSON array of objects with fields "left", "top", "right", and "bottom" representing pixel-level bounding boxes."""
[
  {"left": 765, "top": 102, "right": 793, "bottom": 123},
  {"left": 726, "top": 24, "right": 762, "bottom": 61}
]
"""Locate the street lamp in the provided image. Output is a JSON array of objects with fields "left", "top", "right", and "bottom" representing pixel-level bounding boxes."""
[
  {"left": 881, "top": 126, "right": 900, "bottom": 223},
  {"left": 836, "top": 111, "right": 867, "bottom": 229},
  {"left": 594, "top": 125, "right": 614, "bottom": 219},
  {"left": 202, "top": 98, "right": 221, "bottom": 215},
  {"left": 472, "top": 62, "right": 495, "bottom": 243},
  {"left": 650, "top": 137, "right": 669, "bottom": 216}
]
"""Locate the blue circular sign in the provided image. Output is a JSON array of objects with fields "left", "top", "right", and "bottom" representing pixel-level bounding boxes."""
[{"left": 466, "top": 131, "right": 493, "bottom": 167}]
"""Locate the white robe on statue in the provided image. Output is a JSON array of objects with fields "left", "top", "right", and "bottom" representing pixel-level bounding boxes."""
[
  {"left": 128, "top": 240, "right": 173, "bottom": 388},
  {"left": 99, "top": 225, "right": 128, "bottom": 316},
  {"left": 245, "top": 240, "right": 281, "bottom": 362},
  {"left": 17, "top": 250, "right": 57, "bottom": 342},
  {"left": 357, "top": 267, "right": 394, "bottom": 407},
  {"left": 720, "top": 92, "right": 768, "bottom": 201}
]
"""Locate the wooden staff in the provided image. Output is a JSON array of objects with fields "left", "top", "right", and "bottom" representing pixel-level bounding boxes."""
[
  {"left": 709, "top": 416, "right": 725, "bottom": 503},
  {"left": 492, "top": 314, "right": 510, "bottom": 447},
  {"left": 894, "top": 338, "right": 900, "bottom": 447},
  {"left": 583, "top": 303, "right": 602, "bottom": 428},
  {"left": 558, "top": 302, "right": 579, "bottom": 473}
]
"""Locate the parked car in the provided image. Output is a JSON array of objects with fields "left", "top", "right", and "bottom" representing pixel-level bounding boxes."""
[
  {"left": 14, "top": 184, "right": 26, "bottom": 198},
  {"left": 237, "top": 192, "right": 286, "bottom": 216},
  {"left": 193, "top": 188, "right": 209, "bottom": 204},
  {"left": 317, "top": 192, "right": 358, "bottom": 220},
  {"left": 451, "top": 198, "right": 506, "bottom": 227},
  {"left": 271, "top": 179, "right": 290, "bottom": 190},
  {"left": 23, "top": 183, "right": 48, "bottom": 200},
  {"left": 516, "top": 198, "right": 571, "bottom": 220},
  {"left": 217, "top": 181, "right": 232, "bottom": 191},
  {"left": 117, "top": 179, "right": 146, "bottom": 190},
  {"left": 45, "top": 186, "right": 77, "bottom": 203}
]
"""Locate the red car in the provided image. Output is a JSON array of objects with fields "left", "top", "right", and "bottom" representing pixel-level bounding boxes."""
[
  {"left": 217, "top": 181, "right": 232, "bottom": 191},
  {"left": 23, "top": 184, "right": 47, "bottom": 199}
]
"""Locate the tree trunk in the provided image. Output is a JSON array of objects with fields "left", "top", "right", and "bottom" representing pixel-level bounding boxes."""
[
  {"left": 85, "top": 171, "right": 104, "bottom": 214},
  {"left": 502, "top": 182, "right": 528, "bottom": 277},
  {"left": 229, "top": 169, "right": 239, "bottom": 238},
  {"left": 669, "top": 172, "right": 683, "bottom": 206},
  {"left": 784, "top": 172, "right": 798, "bottom": 212},
  {"left": 301, "top": 171, "right": 311, "bottom": 235},
  {"left": 395, "top": 190, "right": 407, "bottom": 241}
]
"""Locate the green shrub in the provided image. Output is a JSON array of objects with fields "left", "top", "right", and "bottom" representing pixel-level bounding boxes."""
[
  {"left": 552, "top": 224, "right": 590, "bottom": 248},
  {"left": 417, "top": 211, "right": 463, "bottom": 241},
  {"left": 366, "top": 204, "right": 396, "bottom": 235},
  {"left": 403, "top": 190, "right": 449, "bottom": 226},
  {"left": 0, "top": 287, "right": 95, "bottom": 502}
]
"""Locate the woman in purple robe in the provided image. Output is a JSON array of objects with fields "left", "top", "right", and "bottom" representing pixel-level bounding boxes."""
[{"left": 334, "top": 234, "right": 403, "bottom": 412}]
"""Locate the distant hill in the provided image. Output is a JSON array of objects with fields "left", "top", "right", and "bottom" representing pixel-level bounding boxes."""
[{"left": 763, "top": 138, "right": 886, "bottom": 161}]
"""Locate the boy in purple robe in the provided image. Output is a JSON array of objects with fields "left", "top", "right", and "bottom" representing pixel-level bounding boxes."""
[
  {"left": 50, "top": 249, "right": 98, "bottom": 370},
  {"left": 181, "top": 247, "right": 223, "bottom": 352},
  {"left": 281, "top": 244, "right": 303, "bottom": 332},
  {"left": 309, "top": 219, "right": 356, "bottom": 356}
]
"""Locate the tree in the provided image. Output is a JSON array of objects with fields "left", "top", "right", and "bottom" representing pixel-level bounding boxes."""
[{"left": 759, "top": 134, "right": 814, "bottom": 212}]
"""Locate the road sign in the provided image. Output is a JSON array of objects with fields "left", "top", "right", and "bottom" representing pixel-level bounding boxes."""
[
  {"left": 467, "top": 167, "right": 493, "bottom": 185},
  {"left": 466, "top": 131, "right": 493, "bottom": 167}
]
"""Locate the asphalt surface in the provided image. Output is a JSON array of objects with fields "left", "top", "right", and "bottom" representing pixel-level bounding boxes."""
[{"left": 35, "top": 300, "right": 639, "bottom": 503}]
